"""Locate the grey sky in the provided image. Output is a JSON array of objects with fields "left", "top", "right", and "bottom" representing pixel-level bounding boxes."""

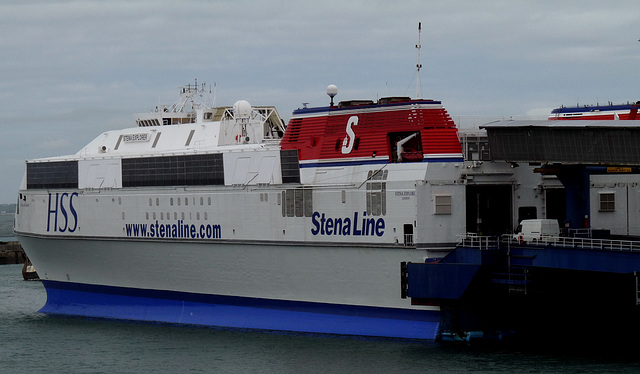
[{"left": 1, "top": 0, "right": 639, "bottom": 202}]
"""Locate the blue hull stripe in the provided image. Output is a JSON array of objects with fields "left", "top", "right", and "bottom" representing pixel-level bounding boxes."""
[
  {"left": 39, "top": 280, "right": 440, "bottom": 340},
  {"left": 300, "top": 157, "right": 464, "bottom": 169}
]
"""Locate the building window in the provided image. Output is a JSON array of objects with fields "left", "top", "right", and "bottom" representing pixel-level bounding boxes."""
[
  {"left": 599, "top": 192, "right": 615, "bottom": 212},
  {"left": 434, "top": 195, "right": 452, "bottom": 215}
]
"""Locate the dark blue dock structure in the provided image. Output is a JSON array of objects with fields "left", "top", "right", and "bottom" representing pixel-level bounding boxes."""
[{"left": 403, "top": 121, "right": 640, "bottom": 342}]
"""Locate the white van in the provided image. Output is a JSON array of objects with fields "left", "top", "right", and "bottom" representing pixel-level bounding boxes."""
[{"left": 513, "top": 219, "right": 560, "bottom": 242}]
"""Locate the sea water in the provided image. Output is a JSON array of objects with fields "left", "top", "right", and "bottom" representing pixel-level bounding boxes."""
[{"left": 1, "top": 264, "right": 639, "bottom": 373}]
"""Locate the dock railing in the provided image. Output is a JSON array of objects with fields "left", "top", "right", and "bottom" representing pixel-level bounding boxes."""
[
  {"left": 500, "top": 234, "right": 640, "bottom": 252},
  {"left": 459, "top": 233, "right": 640, "bottom": 252},
  {"left": 458, "top": 233, "right": 499, "bottom": 250}
]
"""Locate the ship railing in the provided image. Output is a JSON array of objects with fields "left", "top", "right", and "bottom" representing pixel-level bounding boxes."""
[
  {"left": 404, "top": 233, "right": 414, "bottom": 246},
  {"left": 262, "top": 138, "right": 281, "bottom": 145},
  {"left": 567, "top": 228, "right": 592, "bottom": 238},
  {"left": 458, "top": 233, "right": 500, "bottom": 250},
  {"left": 502, "top": 235, "right": 640, "bottom": 252}
]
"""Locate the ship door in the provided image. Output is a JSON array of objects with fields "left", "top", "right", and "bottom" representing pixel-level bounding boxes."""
[
  {"left": 466, "top": 185, "right": 512, "bottom": 236},
  {"left": 403, "top": 224, "right": 414, "bottom": 245},
  {"left": 545, "top": 188, "right": 566, "bottom": 225}
]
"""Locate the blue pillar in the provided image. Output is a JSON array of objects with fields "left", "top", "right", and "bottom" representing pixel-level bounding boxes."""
[{"left": 556, "top": 167, "right": 590, "bottom": 229}]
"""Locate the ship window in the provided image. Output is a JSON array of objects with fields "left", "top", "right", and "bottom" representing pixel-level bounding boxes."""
[
  {"left": 294, "top": 189, "right": 304, "bottom": 217},
  {"left": 434, "top": 195, "right": 452, "bottom": 215},
  {"left": 208, "top": 197, "right": 211, "bottom": 205},
  {"left": 282, "top": 188, "right": 312, "bottom": 217},
  {"left": 599, "top": 192, "right": 615, "bottom": 212},
  {"left": 304, "top": 189, "right": 312, "bottom": 217},
  {"left": 121, "top": 153, "right": 224, "bottom": 187},
  {"left": 26, "top": 161, "right": 78, "bottom": 189},
  {"left": 280, "top": 150, "right": 301, "bottom": 183},
  {"left": 366, "top": 170, "right": 387, "bottom": 216},
  {"left": 170, "top": 198, "right": 174, "bottom": 206},
  {"left": 281, "top": 191, "right": 284, "bottom": 215},
  {"left": 284, "top": 190, "right": 294, "bottom": 217}
]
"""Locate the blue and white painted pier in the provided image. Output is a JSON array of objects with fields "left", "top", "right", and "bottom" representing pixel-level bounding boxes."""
[{"left": 403, "top": 232, "right": 640, "bottom": 341}]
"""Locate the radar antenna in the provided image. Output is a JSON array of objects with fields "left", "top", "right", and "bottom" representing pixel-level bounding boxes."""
[{"left": 416, "top": 22, "right": 422, "bottom": 98}]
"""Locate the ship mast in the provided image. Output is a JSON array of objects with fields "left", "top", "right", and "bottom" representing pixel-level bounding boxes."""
[{"left": 416, "top": 22, "right": 422, "bottom": 99}]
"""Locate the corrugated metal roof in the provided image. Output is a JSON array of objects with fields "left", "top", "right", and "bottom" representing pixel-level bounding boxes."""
[
  {"left": 481, "top": 120, "right": 640, "bottom": 165},
  {"left": 481, "top": 120, "right": 640, "bottom": 129}
]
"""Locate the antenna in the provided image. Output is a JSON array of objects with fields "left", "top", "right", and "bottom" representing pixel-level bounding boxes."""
[
  {"left": 416, "top": 22, "right": 422, "bottom": 98},
  {"left": 212, "top": 82, "right": 217, "bottom": 107}
]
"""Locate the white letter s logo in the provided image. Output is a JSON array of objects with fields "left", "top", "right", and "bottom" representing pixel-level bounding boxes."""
[{"left": 341, "top": 116, "right": 358, "bottom": 154}]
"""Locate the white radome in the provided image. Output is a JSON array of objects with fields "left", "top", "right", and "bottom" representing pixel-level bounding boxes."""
[{"left": 233, "top": 100, "right": 252, "bottom": 118}]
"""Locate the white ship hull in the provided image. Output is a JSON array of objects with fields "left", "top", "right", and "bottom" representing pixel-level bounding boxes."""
[{"left": 16, "top": 233, "right": 440, "bottom": 339}]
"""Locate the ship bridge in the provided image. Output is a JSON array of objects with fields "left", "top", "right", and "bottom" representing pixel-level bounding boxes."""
[{"left": 481, "top": 120, "right": 640, "bottom": 230}]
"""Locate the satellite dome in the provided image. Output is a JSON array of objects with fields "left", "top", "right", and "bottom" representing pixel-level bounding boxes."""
[{"left": 233, "top": 100, "right": 252, "bottom": 119}]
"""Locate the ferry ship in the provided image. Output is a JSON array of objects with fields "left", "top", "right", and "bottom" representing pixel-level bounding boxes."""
[
  {"left": 549, "top": 101, "right": 640, "bottom": 120},
  {"left": 13, "top": 82, "right": 474, "bottom": 339},
  {"left": 14, "top": 81, "right": 564, "bottom": 339}
]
